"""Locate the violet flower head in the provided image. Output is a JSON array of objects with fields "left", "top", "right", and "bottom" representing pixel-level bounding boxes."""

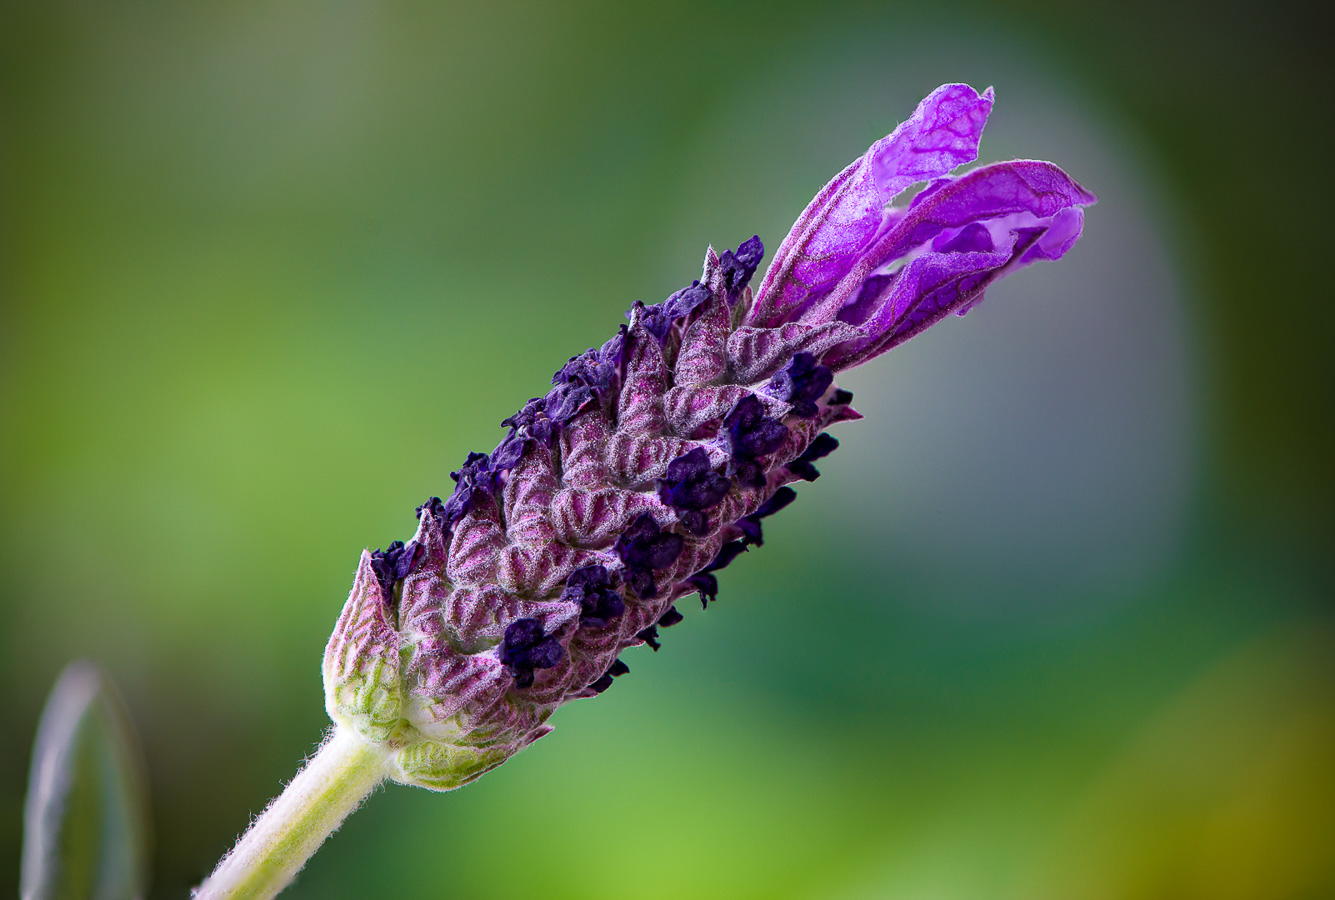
[{"left": 322, "top": 83, "right": 1095, "bottom": 791}]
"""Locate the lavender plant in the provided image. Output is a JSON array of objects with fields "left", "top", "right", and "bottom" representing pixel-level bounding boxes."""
[{"left": 197, "top": 83, "right": 1094, "bottom": 898}]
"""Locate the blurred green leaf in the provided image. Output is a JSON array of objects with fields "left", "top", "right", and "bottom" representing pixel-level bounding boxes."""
[{"left": 20, "top": 662, "right": 151, "bottom": 900}]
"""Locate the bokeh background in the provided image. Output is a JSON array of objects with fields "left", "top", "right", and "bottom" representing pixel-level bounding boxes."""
[{"left": 2, "top": 2, "right": 1331, "bottom": 898}]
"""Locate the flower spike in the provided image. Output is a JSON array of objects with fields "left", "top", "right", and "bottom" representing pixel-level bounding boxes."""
[
  {"left": 199, "top": 81, "right": 1094, "bottom": 900},
  {"left": 320, "top": 83, "right": 1094, "bottom": 795}
]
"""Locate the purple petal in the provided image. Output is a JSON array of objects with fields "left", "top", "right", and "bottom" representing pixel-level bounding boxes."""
[
  {"left": 614, "top": 513, "right": 685, "bottom": 598},
  {"left": 787, "top": 432, "right": 839, "bottom": 482},
  {"left": 719, "top": 235, "right": 765, "bottom": 306},
  {"left": 750, "top": 84, "right": 995, "bottom": 329},
  {"left": 561, "top": 564, "right": 626, "bottom": 629},
  {"left": 864, "top": 159, "right": 1098, "bottom": 273},
  {"left": 817, "top": 161, "right": 1094, "bottom": 369},
  {"left": 765, "top": 352, "right": 834, "bottom": 418},
  {"left": 499, "top": 617, "right": 566, "bottom": 688},
  {"left": 656, "top": 446, "right": 730, "bottom": 535},
  {"left": 733, "top": 485, "right": 797, "bottom": 546}
]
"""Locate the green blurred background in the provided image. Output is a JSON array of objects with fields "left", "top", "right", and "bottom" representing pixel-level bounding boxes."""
[{"left": 2, "top": 2, "right": 1331, "bottom": 898}]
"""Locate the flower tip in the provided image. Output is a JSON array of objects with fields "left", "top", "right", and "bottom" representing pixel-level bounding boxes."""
[
  {"left": 922, "top": 81, "right": 995, "bottom": 116},
  {"left": 1024, "top": 206, "right": 1087, "bottom": 263}
]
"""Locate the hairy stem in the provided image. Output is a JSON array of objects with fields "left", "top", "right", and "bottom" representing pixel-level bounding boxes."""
[{"left": 196, "top": 727, "right": 389, "bottom": 899}]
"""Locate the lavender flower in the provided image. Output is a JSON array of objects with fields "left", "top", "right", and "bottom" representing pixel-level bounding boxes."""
[{"left": 322, "top": 83, "right": 1095, "bottom": 792}]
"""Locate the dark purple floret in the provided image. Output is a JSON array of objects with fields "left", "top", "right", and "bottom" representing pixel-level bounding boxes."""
[
  {"left": 751, "top": 486, "right": 798, "bottom": 519},
  {"left": 787, "top": 432, "right": 839, "bottom": 482},
  {"left": 684, "top": 539, "right": 751, "bottom": 608},
  {"left": 576, "top": 588, "right": 625, "bottom": 629},
  {"left": 767, "top": 352, "right": 834, "bottom": 419},
  {"left": 561, "top": 564, "right": 626, "bottom": 629},
  {"left": 543, "top": 382, "right": 593, "bottom": 425},
  {"left": 631, "top": 302, "right": 668, "bottom": 344},
  {"left": 393, "top": 542, "right": 420, "bottom": 580},
  {"left": 685, "top": 573, "right": 718, "bottom": 607},
  {"left": 725, "top": 395, "right": 789, "bottom": 458},
  {"left": 616, "top": 514, "right": 687, "bottom": 569},
  {"left": 708, "top": 540, "right": 750, "bottom": 572},
  {"left": 500, "top": 618, "right": 565, "bottom": 689},
  {"left": 552, "top": 347, "right": 614, "bottom": 393},
  {"left": 719, "top": 235, "right": 765, "bottom": 304},
  {"left": 546, "top": 335, "right": 623, "bottom": 425},
  {"left": 415, "top": 496, "right": 446, "bottom": 521},
  {"left": 735, "top": 486, "right": 797, "bottom": 546},
  {"left": 665, "top": 281, "right": 712, "bottom": 321},
  {"left": 475, "top": 332, "right": 631, "bottom": 535},
  {"left": 490, "top": 431, "right": 529, "bottom": 473},
  {"left": 830, "top": 388, "right": 854, "bottom": 406},
  {"left": 588, "top": 658, "right": 630, "bottom": 694},
  {"left": 634, "top": 279, "right": 711, "bottom": 344},
  {"left": 724, "top": 394, "right": 789, "bottom": 489},
  {"left": 656, "top": 447, "right": 731, "bottom": 536},
  {"left": 614, "top": 513, "right": 685, "bottom": 598},
  {"left": 368, "top": 541, "right": 402, "bottom": 597},
  {"left": 441, "top": 451, "right": 494, "bottom": 525},
  {"left": 369, "top": 540, "right": 422, "bottom": 602},
  {"left": 634, "top": 606, "right": 685, "bottom": 653},
  {"left": 501, "top": 397, "right": 555, "bottom": 443}
]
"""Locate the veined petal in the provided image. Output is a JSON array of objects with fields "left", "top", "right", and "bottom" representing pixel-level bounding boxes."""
[
  {"left": 802, "top": 159, "right": 1096, "bottom": 334},
  {"left": 819, "top": 160, "right": 1095, "bottom": 369},
  {"left": 750, "top": 83, "right": 995, "bottom": 329},
  {"left": 864, "top": 158, "right": 1097, "bottom": 273}
]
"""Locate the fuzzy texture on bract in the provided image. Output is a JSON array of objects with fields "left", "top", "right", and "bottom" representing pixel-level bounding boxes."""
[{"left": 322, "top": 83, "right": 1096, "bottom": 790}]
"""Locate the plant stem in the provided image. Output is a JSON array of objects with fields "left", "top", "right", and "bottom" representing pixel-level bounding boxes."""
[{"left": 196, "top": 727, "right": 389, "bottom": 899}]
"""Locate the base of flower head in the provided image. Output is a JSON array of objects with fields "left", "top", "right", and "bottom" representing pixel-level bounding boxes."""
[{"left": 390, "top": 738, "right": 519, "bottom": 792}]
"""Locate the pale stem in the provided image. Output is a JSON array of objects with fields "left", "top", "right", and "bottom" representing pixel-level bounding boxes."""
[{"left": 195, "top": 727, "right": 389, "bottom": 899}]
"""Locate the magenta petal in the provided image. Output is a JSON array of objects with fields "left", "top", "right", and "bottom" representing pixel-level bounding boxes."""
[
  {"left": 784, "top": 159, "right": 1094, "bottom": 365},
  {"left": 749, "top": 83, "right": 995, "bottom": 329},
  {"left": 823, "top": 240, "right": 1017, "bottom": 369},
  {"left": 873, "top": 159, "right": 1098, "bottom": 267},
  {"left": 820, "top": 200, "right": 1091, "bottom": 370},
  {"left": 868, "top": 83, "right": 996, "bottom": 199},
  {"left": 1020, "top": 206, "right": 1086, "bottom": 263}
]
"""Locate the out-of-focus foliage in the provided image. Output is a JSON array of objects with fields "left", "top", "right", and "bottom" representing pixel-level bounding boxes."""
[
  {"left": 21, "top": 663, "right": 150, "bottom": 900},
  {"left": 1, "top": 2, "right": 1329, "bottom": 898}
]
